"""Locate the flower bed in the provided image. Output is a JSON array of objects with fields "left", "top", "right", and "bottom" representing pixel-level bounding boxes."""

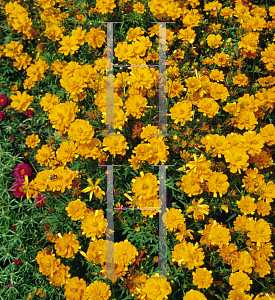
[{"left": 0, "top": 0, "right": 275, "bottom": 299}]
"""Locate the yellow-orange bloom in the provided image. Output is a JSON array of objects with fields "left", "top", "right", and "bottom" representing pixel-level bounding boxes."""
[
  {"left": 54, "top": 232, "right": 80, "bottom": 258},
  {"left": 186, "top": 198, "right": 209, "bottom": 222}
]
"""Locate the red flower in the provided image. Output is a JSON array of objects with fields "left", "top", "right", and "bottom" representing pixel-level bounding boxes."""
[
  {"left": 14, "top": 259, "right": 21, "bottom": 265},
  {"left": 9, "top": 137, "right": 15, "bottom": 142},
  {"left": 0, "top": 94, "right": 8, "bottom": 106},
  {"left": 11, "top": 179, "right": 26, "bottom": 198},
  {"left": 34, "top": 193, "right": 47, "bottom": 207},
  {"left": 11, "top": 225, "right": 17, "bottom": 230},
  {"left": 25, "top": 109, "right": 34, "bottom": 118},
  {"left": 0, "top": 111, "right": 5, "bottom": 121},
  {"left": 13, "top": 163, "right": 32, "bottom": 179}
]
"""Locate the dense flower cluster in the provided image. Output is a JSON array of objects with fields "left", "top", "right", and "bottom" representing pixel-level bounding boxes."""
[{"left": 2, "top": 0, "right": 275, "bottom": 299}]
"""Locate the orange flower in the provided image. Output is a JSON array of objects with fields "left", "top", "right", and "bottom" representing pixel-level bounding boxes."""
[
  {"left": 232, "top": 73, "right": 249, "bottom": 87},
  {"left": 132, "top": 171, "right": 159, "bottom": 200},
  {"left": 64, "top": 277, "right": 87, "bottom": 300},
  {"left": 224, "top": 148, "right": 249, "bottom": 174},
  {"left": 66, "top": 199, "right": 87, "bottom": 221},
  {"left": 186, "top": 198, "right": 209, "bottom": 222},
  {"left": 229, "top": 271, "right": 252, "bottom": 291},
  {"left": 197, "top": 97, "right": 219, "bottom": 118},
  {"left": 246, "top": 218, "right": 272, "bottom": 246},
  {"left": 206, "top": 34, "right": 223, "bottom": 48},
  {"left": 237, "top": 195, "right": 257, "bottom": 215},
  {"left": 206, "top": 171, "right": 229, "bottom": 198},
  {"left": 192, "top": 268, "right": 213, "bottom": 289},
  {"left": 54, "top": 232, "right": 80, "bottom": 258},
  {"left": 133, "top": 2, "right": 145, "bottom": 14},
  {"left": 102, "top": 133, "right": 128, "bottom": 158},
  {"left": 174, "top": 222, "right": 194, "bottom": 243},
  {"left": 209, "top": 69, "right": 224, "bottom": 82},
  {"left": 170, "top": 100, "right": 194, "bottom": 126},
  {"left": 163, "top": 208, "right": 185, "bottom": 232},
  {"left": 58, "top": 35, "right": 79, "bottom": 56},
  {"left": 82, "top": 178, "right": 105, "bottom": 201},
  {"left": 26, "top": 134, "right": 40, "bottom": 148},
  {"left": 10, "top": 91, "right": 33, "bottom": 112},
  {"left": 172, "top": 242, "right": 205, "bottom": 270},
  {"left": 81, "top": 210, "right": 107, "bottom": 240}
]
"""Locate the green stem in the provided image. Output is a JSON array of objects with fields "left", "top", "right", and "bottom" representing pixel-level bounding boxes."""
[{"left": 28, "top": 157, "right": 38, "bottom": 174}]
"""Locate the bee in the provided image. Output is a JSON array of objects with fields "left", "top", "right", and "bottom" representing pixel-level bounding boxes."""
[{"left": 49, "top": 175, "right": 58, "bottom": 181}]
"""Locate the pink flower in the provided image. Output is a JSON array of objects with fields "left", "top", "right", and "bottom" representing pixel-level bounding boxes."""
[
  {"left": 14, "top": 259, "right": 21, "bottom": 265},
  {"left": 34, "top": 193, "right": 47, "bottom": 207},
  {"left": 11, "top": 179, "right": 26, "bottom": 198},
  {"left": 25, "top": 109, "right": 34, "bottom": 118},
  {"left": 8, "top": 285, "right": 13, "bottom": 289},
  {"left": 0, "top": 111, "right": 5, "bottom": 121},
  {"left": 13, "top": 163, "right": 32, "bottom": 179},
  {"left": 0, "top": 94, "right": 8, "bottom": 106}
]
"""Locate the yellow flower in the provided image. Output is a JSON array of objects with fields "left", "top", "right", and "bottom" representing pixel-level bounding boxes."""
[
  {"left": 102, "top": 133, "right": 128, "bottom": 158},
  {"left": 256, "top": 200, "right": 271, "bottom": 216},
  {"left": 192, "top": 267, "right": 213, "bottom": 289},
  {"left": 183, "top": 290, "right": 207, "bottom": 300},
  {"left": 81, "top": 210, "right": 107, "bottom": 240},
  {"left": 229, "top": 271, "right": 252, "bottom": 291},
  {"left": 64, "top": 277, "right": 87, "bottom": 300},
  {"left": 85, "top": 27, "right": 106, "bottom": 48},
  {"left": 10, "top": 91, "right": 33, "bottom": 112},
  {"left": 224, "top": 148, "right": 249, "bottom": 174},
  {"left": 13, "top": 52, "right": 32, "bottom": 70},
  {"left": 172, "top": 242, "right": 205, "bottom": 270},
  {"left": 246, "top": 218, "right": 272, "bottom": 246},
  {"left": 133, "top": 2, "right": 145, "bottom": 14},
  {"left": 186, "top": 198, "right": 210, "bottom": 222},
  {"left": 65, "top": 199, "right": 87, "bottom": 221},
  {"left": 54, "top": 232, "right": 80, "bottom": 259},
  {"left": 82, "top": 238, "right": 106, "bottom": 265},
  {"left": 163, "top": 208, "right": 185, "bottom": 232},
  {"left": 22, "top": 175, "right": 32, "bottom": 200},
  {"left": 206, "top": 34, "right": 223, "bottom": 48},
  {"left": 68, "top": 119, "right": 95, "bottom": 145},
  {"left": 197, "top": 97, "right": 219, "bottom": 118},
  {"left": 83, "top": 281, "right": 111, "bottom": 300},
  {"left": 174, "top": 222, "right": 194, "bottom": 243},
  {"left": 40, "top": 93, "right": 60, "bottom": 112},
  {"left": 56, "top": 141, "right": 78, "bottom": 165},
  {"left": 137, "top": 273, "right": 172, "bottom": 300},
  {"left": 127, "top": 67, "right": 154, "bottom": 90},
  {"left": 233, "top": 73, "right": 249, "bottom": 87},
  {"left": 236, "top": 195, "right": 257, "bottom": 215},
  {"left": 132, "top": 172, "right": 159, "bottom": 200},
  {"left": 82, "top": 178, "right": 105, "bottom": 201},
  {"left": 209, "top": 69, "right": 224, "bottom": 82},
  {"left": 170, "top": 101, "right": 194, "bottom": 126},
  {"left": 49, "top": 263, "right": 70, "bottom": 287},
  {"left": 26, "top": 134, "right": 40, "bottom": 148},
  {"left": 205, "top": 171, "right": 230, "bottom": 198},
  {"left": 35, "top": 250, "right": 60, "bottom": 277},
  {"left": 209, "top": 224, "right": 231, "bottom": 248},
  {"left": 228, "top": 289, "right": 251, "bottom": 300},
  {"left": 125, "top": 94, "right": 148, "bottom": 119},
  {"left": 58, "top": 35, "right": 79, "bottom": 56},
  {"left": 178, "top": 27, "right": 196, "bottom": 44},
  {"left": 35, "top": 145, "right": 55, "bottom": 166}
]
